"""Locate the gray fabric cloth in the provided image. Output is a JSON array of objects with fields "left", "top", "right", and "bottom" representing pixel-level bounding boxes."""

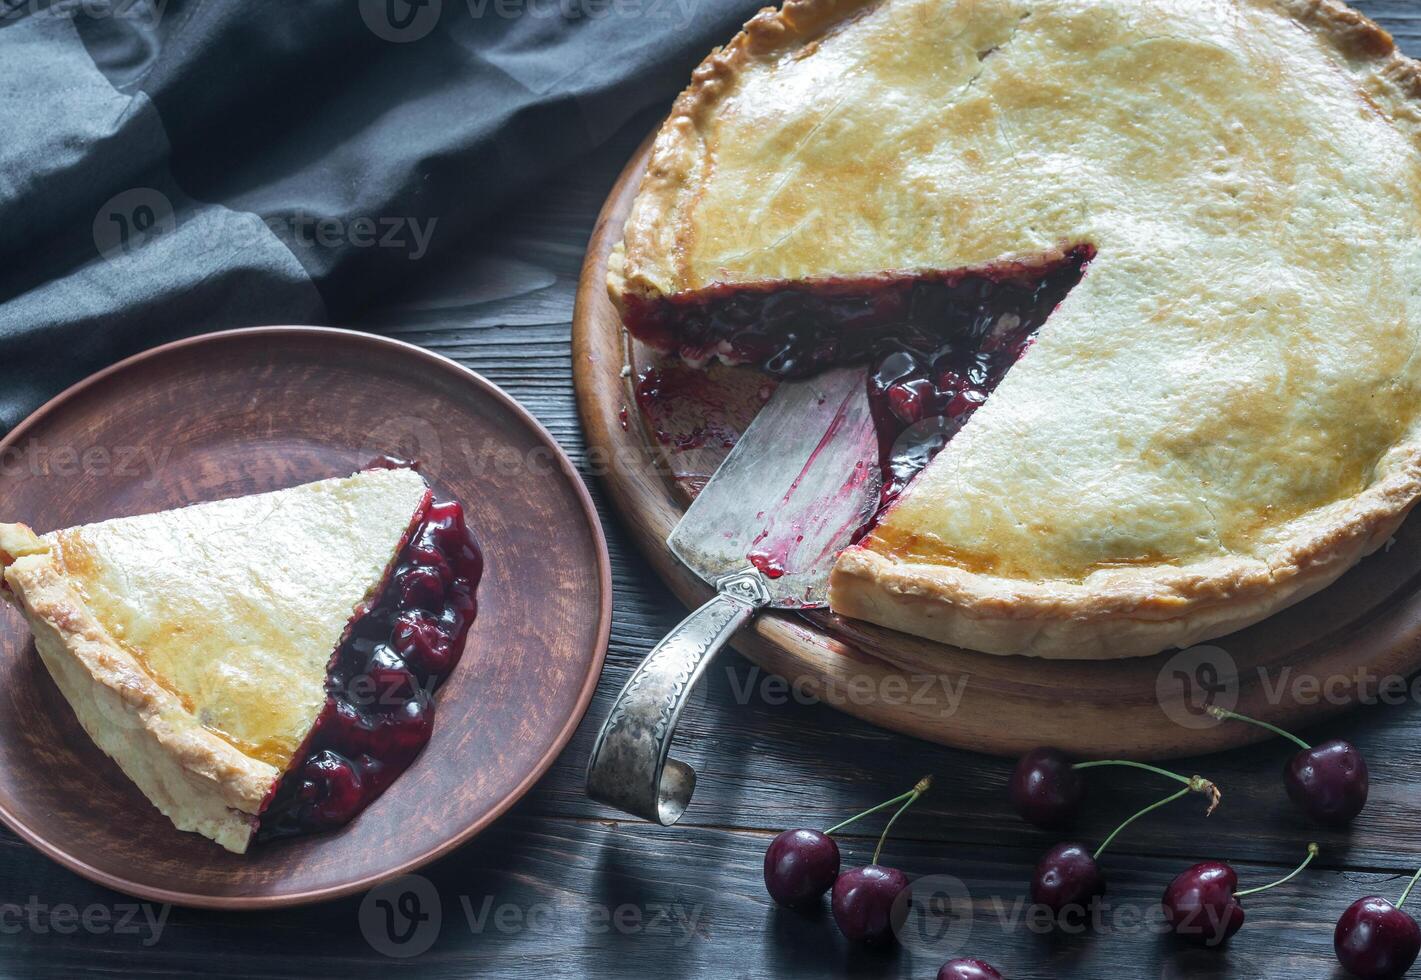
[{"left": 0, "top": 0, "right": 759, "bottom": 431}]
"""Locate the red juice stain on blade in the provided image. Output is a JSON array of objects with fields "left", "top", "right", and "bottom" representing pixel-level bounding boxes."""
[
  {"left": 747, "top": 550, "right": 787, "bottom": 579},
  {"left": 743, "top": 380, "right": 869, "bottom": 580}
]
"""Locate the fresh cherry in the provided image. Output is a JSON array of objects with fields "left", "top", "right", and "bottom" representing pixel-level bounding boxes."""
[
  {"left": 1163, "top": 844, "right": 1317, "bottom": 947},
  {"left": 1031, "top": 842, "right": 1104, "bottom": 916},
  {"left": 1030, "top": 768, "right": 1220, "bottom": 923},
  {"left": 762, "top": 777, "right": 929, "bottom": 912},
  {"left": 1336, "top": 868, "right": 1421, "bottom": 980},
  {"left": 1010, "top": 747, "right": 1084, "bottom": 829},
  {"left": 1209, "top": 708, "right": 1368, "bottom": 826},
  {"left": 936, "top": 958, "right": 1004, "bottom": 980},
  {"left": 1286, "top": 739, "right": 1369, "bottom": 827},
  {"left": 828, "top": 775, "right": 931, "bottom": 943},
  {"left": 832, "top": 865, "right": 909, "bottom": 943},
  {"left": 1163, "top": 861, "right": 1243, "bottom": 946},
  {"left": 763, "top": 829, "right": 840, "bottom": 908}
]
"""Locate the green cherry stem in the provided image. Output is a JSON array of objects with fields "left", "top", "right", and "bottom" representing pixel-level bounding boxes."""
[
  {"left": 869, "top": 772, "right": 937, "bottom": 857},
  {"left": 1397, "top": 866, "right": 1421, "bottom": 911},
  {"left": 1206, "top": 706, "right": 1311, "bottom": 751},
  {"left": 829, "top": 772, "right": 932, "bottom": 863},
  {"left": 823, "top": 776, "right": 932, "bottom": 837},
  {"left": 1092, "top": 774, "right": 1221, "bottom": 861},
  {"left": 1235, "top": 843, "right": 1319, "bottom": 898},
  {"left": 1073, "top": 759, "right": 1200, "bottom": 787}
]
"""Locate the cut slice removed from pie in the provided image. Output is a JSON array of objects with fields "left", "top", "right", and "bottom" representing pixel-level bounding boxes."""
[
  {"left": 610, "top": 0, "right": 1421, "bottom": 659},
  {"left": 0, "top": 465, "right": 483, "bottom": 852}
]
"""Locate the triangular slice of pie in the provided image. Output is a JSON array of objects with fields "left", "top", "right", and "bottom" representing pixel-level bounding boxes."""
[
  {"left": 610, "top": 0, "right": 1421, "bottom": 659},
  {"left": 0, "top": 466, "right": 483, "bottom": 852}
]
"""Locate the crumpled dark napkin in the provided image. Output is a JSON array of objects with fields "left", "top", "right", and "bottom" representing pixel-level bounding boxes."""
[{"left": 0, "top": 0, "right": 761, "bottom": 432}]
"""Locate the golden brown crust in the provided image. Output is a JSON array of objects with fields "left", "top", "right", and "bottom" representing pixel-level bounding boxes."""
[
  {"left": 0, "top": 468, "right": 430, "bottom": 849},
  {"left": 612, "top": 0, "right": 1421, "bottom": 659},
  {"left": 3, "top": 534, "right": 274, "bottom": 852},
  {"left": 611, "top": 0, "right": 881, "bottom": 306},
  {"left": 614, "top": 0, "right": 1421, "bottom": 304},
  {"left": 830, "top": 453, "right": 1421, "bottom": 658}
]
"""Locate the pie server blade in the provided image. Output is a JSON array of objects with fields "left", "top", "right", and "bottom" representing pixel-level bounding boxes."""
[{"left": 588, "top": 367, "right": 882, "bottom": 824}]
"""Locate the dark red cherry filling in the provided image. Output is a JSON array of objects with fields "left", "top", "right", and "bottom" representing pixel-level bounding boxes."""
[
  {"left": 865, "top": 255, "right": 1085, "bottom": 510},
  {"left": 257, "top": 494, "right": 483, "bottom": 841},
  {"left": 625, "top": 248, "right": 1091, "bottom": 513}
]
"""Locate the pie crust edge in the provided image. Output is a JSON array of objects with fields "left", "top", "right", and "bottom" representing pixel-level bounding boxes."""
[
  {"left": 2, "top": 525, "right": 276, "bottom": 854},
  {"left": 607, "top": 0, "right": 1421, "bottom": 659}
]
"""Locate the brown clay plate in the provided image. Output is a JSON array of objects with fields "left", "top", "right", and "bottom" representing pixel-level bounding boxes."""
[{"left": 0, "top": 326, "right": 612, "bottom": 909}]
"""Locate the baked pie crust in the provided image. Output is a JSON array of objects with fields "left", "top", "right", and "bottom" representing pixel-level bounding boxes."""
[
  {"left": 1, "top": 468, "right": 434, "bottom": 852},
  {"left": 610, "top": 0, "right": 1421, "bottom": 658}
]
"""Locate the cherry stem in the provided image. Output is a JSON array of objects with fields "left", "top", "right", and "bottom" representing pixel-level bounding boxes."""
[
  {"left": 1093, "top": 775, "right": 1220, "bottom": 860},
  {"left": 867, "top": 775, "right": 932, "bottom": 867},
  {"left": 1235, "top": 843, "right": 1319, "bottom": 898},
  {"left": 1397, "top": 866, "right": 1421, "bottom": 911},
  {"left": 824, "top": 788, "right": 915, "bottom": 836},
  {"left": 1206, "top": 707, "right": 1311, "bottom": 751},
  {"left": 1073, "top": 760, "right": 1196, "bottom": 787}
]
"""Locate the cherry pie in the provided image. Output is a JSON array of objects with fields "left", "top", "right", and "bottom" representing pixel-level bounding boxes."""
[
  {"left": 611, "top": 0, "right": 1421, "bottom": 658},
  {"left": 0, "top": 466, "right": 482, "bottom": 852}
]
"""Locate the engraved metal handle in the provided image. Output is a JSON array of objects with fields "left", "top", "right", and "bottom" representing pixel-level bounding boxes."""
[{"left": 586, "top": 569, "right": 771, "bottom": 824}]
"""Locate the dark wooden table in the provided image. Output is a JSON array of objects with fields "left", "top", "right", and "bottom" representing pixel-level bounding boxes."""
[{"left": 5, "top": 6, "right": 1421, "bottom": 975}]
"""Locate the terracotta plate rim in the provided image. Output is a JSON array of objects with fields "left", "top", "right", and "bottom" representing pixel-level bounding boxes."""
[{"left": 0, "top": 325, "right": 613, "bottom": 910}]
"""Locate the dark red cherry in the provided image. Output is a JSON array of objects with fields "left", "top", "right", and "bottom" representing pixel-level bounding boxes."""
[
  {"left": 381, "top": 696, "right": 434, "bottom": 758},
  {"left": 886, "top": 379, "right": 934, "bottom": 424},
  {"left": 1163, "top": 861, "right": 1244, "bottom": 946},
  {"left": 937, "top": 958, "right": 1003, "bottom": 980},
  {"left": 1286, "top": 739, "right": 1368, "bottom": 826},
  {"left": 831, "top": 865, "right": 909, "bottom": 944},
  {"left": 1010, "top": 747, "right": 1084, "bottom": 829},
  {"left": 392, "top": 610, "right": 454, "bottom": 675},
  {"left": 300, "top": 750, "right": 365, "bottom": 827},
  {"left": 1335, "top": 897, "right": 1421, "bottom": 979},
  {"left": 364, "top": 644, "right": 417, "bottom": 704},
  {"left": 1031, "top": 842, "right": 1104, "bottom": 916},
  {"left": 947, "top": 388, "right": 987, "bottom": 418},
  {"left": 1207, "top": 709, "right": 1367, "bottom": 826},
  {"left": 421, "top": 500, "right": 467, "bottom": 550},
  {"left": 935, "top": 368, "right": 966, "bottom": 393},
  {"left": 763, "top": 829, "right": 840, "bottom": 908},
  {"left": 397, "top": 564, "right": 445, "bottom": 610},
  {"left": 871, "top": 351, "right": 920, "bottom": 391}
]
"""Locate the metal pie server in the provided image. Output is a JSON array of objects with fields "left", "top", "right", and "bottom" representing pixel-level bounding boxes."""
[{"left": 586, "top": 366, "right": 882, "bottom": 824}]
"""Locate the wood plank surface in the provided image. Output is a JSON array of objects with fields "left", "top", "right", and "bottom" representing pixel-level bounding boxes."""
[{"left": 5, "top": 4, "right": 1421, "bottom": 976}]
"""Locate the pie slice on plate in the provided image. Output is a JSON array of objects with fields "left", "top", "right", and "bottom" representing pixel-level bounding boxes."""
[
  {"left": 610, "top": 0, "right": 1421, "bottom": 659},
  {"left": 0, "top": 466, "right": 483, "bottom": 853}
]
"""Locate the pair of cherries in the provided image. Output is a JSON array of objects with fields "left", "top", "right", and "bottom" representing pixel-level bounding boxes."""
[
  {"left": 762, "top": 777, "right": 1006, "bottom": 978},
  {"left": 762, "top": 775, "right": 930, "bottom": 944}
]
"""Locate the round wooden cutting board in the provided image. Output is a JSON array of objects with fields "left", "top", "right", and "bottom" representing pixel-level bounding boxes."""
[
  {"left": 572, "top": 133, "right": 1421, "bottom": 760},
  {"left": 0, "top": 327, "right": 612, "bottom": 908}
]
